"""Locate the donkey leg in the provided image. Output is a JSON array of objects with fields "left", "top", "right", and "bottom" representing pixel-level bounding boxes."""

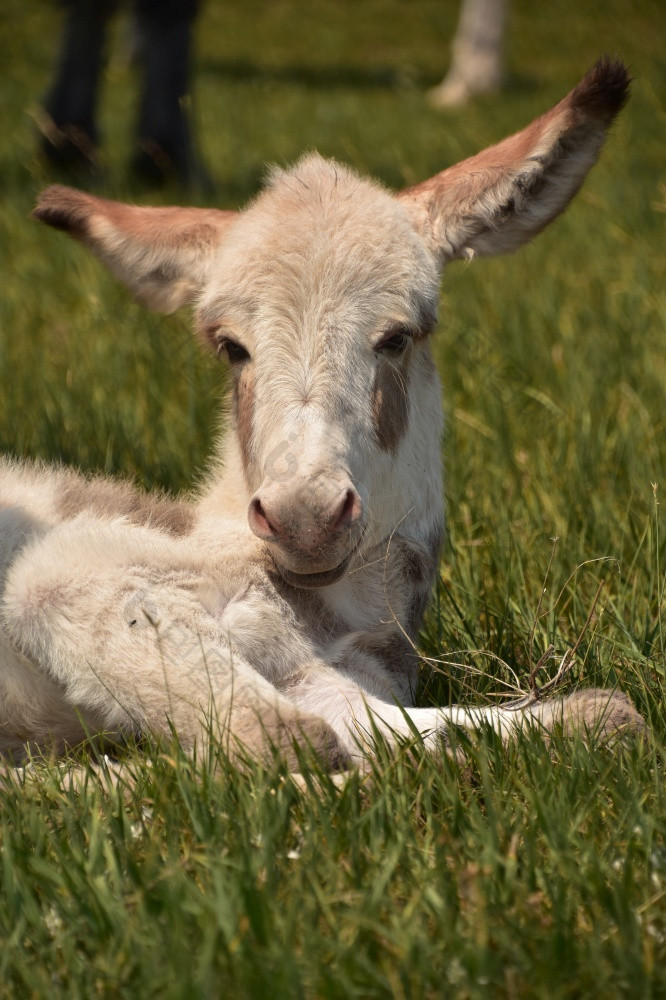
[
  {"left": 284, "top": 653, "right": 545, "bottom": 754},
  {"left": 527, "top": 689, "right": 646, "bottom": 741},
  {"left": 392, "top": 690, "right": 646, "bottom": 748},
  {"left": 284, "top": 648, "right": 553, "bottom": 754},
  {"left": 389, "top": 691, "right": 645, "bottom": 748},
  {"left": 1, "top": 525, "right": 350, "bottom": 769},
  {"left": 285, "top": 667, "right": 471, "bottom": 756},
  {"left": 286, "top": 664, "right": 644, "bottom": 756}
]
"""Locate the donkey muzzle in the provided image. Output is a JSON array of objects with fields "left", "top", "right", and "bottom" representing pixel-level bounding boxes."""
[{"left": 247, "top": 476, "right": 365, "bottom": 587}]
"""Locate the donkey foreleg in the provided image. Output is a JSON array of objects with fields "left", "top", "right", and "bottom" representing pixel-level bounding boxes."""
[
  {"left": 285, "top": 669, "right": 465, "bottom": 756},
  {"left": 374, "top": 692, "right": 644, "bottom": 750},
  {"left": 1, "top": 527, "right": 349, "bottom": 768},
  {"left": 287, "top": 667, "right": 644, "bottom": 757}
]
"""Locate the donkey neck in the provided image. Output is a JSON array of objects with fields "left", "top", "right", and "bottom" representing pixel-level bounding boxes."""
[{"left": 198, "top": 432, "right": 252, "bottom": 523}]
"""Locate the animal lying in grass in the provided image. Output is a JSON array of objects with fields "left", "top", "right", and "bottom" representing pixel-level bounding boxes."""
[{"left": 0, "top": 58, "right": 644, "bottom": 768}]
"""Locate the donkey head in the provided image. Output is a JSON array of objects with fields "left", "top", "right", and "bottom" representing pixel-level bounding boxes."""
[{"left": 34, "top": 58, "right": 628, "bottom": 588}]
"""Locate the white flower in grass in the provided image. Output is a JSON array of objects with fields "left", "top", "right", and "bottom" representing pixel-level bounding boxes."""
[
  {"left": 447, "top": 957, "right": 466, "bottom": 986},
  {"left": 44, "top": 906, "right": 63, "bottom": 937}
]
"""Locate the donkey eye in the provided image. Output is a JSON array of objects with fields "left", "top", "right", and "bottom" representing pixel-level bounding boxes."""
[
  {"left": 375, "top": 327, "right": 412, "bottom": 355},
  {"left": 219, "top": 338, "right": 251, "bottom": 364}
]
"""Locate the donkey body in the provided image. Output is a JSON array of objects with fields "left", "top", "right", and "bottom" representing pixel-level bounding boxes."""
[{"left": 0, "top": 60, "right": 643, "bottom": 767}]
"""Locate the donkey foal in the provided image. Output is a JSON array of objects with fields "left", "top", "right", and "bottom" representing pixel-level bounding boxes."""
[{"left": 0, "top": 59, "right": 644, "bottom": 768}]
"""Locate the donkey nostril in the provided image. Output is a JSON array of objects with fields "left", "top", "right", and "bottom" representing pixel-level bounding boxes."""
[
  {"left": 248, "top": 496, "right": 278, "bottom": 538},
  {"left": 331, "top": 489, "right": 363, "bottom": 534}
]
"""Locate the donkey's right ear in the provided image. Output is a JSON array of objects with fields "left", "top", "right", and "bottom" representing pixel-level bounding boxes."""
[{"left": 33, "top": 186, "right": 239, "bottom": 314}]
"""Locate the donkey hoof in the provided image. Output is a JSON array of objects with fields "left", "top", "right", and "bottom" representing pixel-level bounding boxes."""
[
  {"left": 277, "top": 715, "right": 352, "bottom": 773},
  {"left": 298, "top": 720, "right": 351, "bottom": 771},
  {"left": 562, "top": 688, "right": 646, "bottom": 742}
]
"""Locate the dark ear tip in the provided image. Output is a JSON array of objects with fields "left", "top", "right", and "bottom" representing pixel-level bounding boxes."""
[
  {"left": 573, "top": 55, "right": 631, "bottom": 119},
  {"left": 32, "top": 184, "right": 89, "bottom": 236}
]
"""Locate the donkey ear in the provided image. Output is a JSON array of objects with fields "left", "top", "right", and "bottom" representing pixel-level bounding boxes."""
[
  {"left": 397, "top": 58, "right": 629, "bottom": 263},
  {"left": 33, "top": 186, "right": 239, "bottom": 313}
]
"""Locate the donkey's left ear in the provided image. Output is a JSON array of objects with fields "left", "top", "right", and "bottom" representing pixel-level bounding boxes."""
[
  {"left": 33, "top": 187, "right": 239, "bottom": 313},
  {"left": 397, "top": 57, "right": 629, "bottom": 264}
]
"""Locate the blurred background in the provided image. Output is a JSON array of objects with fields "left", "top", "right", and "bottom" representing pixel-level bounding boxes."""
[{"left": 1, "top": 0, "right": 664, "bottom": 696}]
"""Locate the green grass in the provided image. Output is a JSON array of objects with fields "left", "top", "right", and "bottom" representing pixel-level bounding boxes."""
[{"left": 1, "top": 0, "right": 665, "bottom": 996}]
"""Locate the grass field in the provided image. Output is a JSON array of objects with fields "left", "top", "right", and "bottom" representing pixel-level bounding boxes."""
[{"left": 1, "top": 0, "right": 665, "bottom": 996}]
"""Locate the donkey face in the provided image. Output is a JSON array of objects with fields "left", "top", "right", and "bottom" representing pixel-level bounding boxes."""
[
  {"left": 195, "top": 156, "right": 442, "bottom": 585},
  {"left": 34, "top": 59, "right": 629, "bottom": 588}
]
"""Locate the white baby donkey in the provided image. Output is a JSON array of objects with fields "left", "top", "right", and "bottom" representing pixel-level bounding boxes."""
[{"left": 0, "top": 58, "right": 644, "bottom": 768}]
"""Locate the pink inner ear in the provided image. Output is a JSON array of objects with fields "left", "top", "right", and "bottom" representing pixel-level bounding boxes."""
[
  {"left": 92, "top": 202, "right": 239, "bottom": 251},
  {"left": 33, "top": 186, "right": 240, "bottom": 314},
  {"left": 396, "top": 57, "right": 630, "bottom": 262},
  {"left": 34, "top": 184, "right": 239, "bottom": 250}
]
